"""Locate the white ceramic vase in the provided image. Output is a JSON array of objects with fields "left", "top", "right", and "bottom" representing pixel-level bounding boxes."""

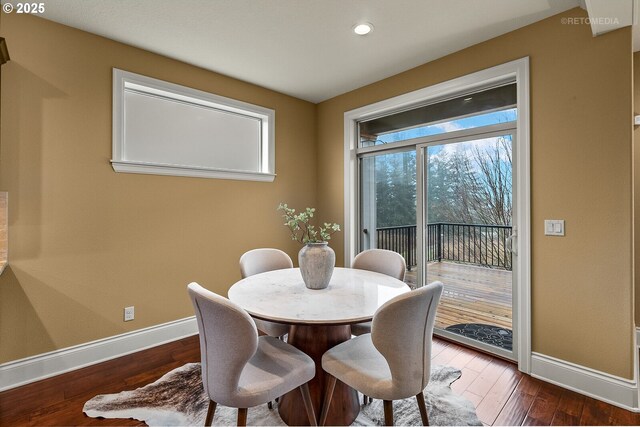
[{"left": 298, "top": 242, "right": 335, "bottom": 290}]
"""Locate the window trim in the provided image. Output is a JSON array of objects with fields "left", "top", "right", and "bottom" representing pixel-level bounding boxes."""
[{"left": 111, "top": 69, "right": 276, "bottom": 182}]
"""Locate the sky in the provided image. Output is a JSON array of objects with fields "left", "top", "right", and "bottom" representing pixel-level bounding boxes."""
[{"left": 374, "top": 107, "right": 517, "bottom": 150}]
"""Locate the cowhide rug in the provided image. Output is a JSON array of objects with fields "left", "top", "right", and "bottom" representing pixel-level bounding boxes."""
[{"left": 84, "top": 363, "right": 482, "bottom": 426}]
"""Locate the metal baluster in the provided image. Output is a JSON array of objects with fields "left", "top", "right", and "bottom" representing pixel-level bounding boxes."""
[{"left": 497, "top": 228, "right": 501, "bottom": 268}]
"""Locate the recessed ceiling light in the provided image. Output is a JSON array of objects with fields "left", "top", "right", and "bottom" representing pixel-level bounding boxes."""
[
  {"left": 464, "top": 97, "right": 473, "bottom": 102},
  {"left": 353, "top": 23, "right": 374, "bottom": 36}
]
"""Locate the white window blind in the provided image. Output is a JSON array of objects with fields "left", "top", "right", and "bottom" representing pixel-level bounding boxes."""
[{"left": 112, "top": 69, "right": 275, "bottom": 182}]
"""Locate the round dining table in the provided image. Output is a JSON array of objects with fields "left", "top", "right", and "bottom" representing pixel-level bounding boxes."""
[{"left": 228, "top": 267, "right": 410, "bottom": 426}]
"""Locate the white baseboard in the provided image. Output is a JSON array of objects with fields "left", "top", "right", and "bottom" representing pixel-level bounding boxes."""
[
  {"left": 531, "top": 352, "right": 638, "bottom": 412},
  {"left": 3, "top": 320, "right": 638, "bottom": 411},
  {"left": 0, "top": 316, "right": 198, "bottom": 392}
]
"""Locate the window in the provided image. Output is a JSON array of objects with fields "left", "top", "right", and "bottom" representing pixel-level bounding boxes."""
[
  {"left": 112, "top": 69, "right": 275, "bottom": 181},
  {"left": 363, "top": 108, "right": 517, "bottom": 146},
  {"left": 359, "top": 83, "right": 516, "bottom": 147},
  {"left": 354, "top": 82, "right": 518, "bottom": 289}
]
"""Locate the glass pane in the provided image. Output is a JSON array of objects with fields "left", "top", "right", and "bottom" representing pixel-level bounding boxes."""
[
  {"left": 375, "top": 108, "right": 516, "bottom": 145},
  {"left": 359, "top": 83, "right": 517, "bottom": 147},
  {"left": 361, "top": 108, "right": 517, "bottom": 147},
  {"left": 425, "top": 135, "right": 513, "bottom": 352},
  {"left": 359, "top": 150, "right": 417, "bottom": 287}
]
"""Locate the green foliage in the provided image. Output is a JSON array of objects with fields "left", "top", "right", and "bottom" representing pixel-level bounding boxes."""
[
  {"left": 372, "top": 137, "right": 512, "bottom": 228},
  {"left": 374, "top": 151, "right": 417, "bottom": 227},
  {"left": 278, "top": 203, "right": 341, "bottom": 244}
]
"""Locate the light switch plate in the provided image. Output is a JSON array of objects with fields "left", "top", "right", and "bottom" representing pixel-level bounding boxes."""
[{"left": 544, "top": 220, "right": 565, "bottom": 236}]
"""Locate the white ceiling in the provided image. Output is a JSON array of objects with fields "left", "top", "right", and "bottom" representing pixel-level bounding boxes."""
[{"left": 33, "top": 0, "right": 583, "bottom": 103}]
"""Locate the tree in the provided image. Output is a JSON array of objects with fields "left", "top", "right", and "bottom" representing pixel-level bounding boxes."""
[
  {"left": 470, "top": 137, "right": 512, "bottom": 226},
  {"left": 427, "top": 137, "right": 513, "bottom": 269},
  {"left": 371, "top": 137, "right": 512, "bottom": 269},
  {"left": 372, "top": 137, "right": 512, "bottom": 227},
  {"left": 427, "top": 136, "right": 512, "bottom": 226},
  {"left": 375, "top": 151, "right": 416, "bottom": 227}
]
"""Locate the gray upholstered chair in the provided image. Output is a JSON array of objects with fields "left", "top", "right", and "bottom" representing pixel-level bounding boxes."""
[
  {"left": 239, "top": 248, "right": 292, "bottom": 339},
  {"left": 350, "top": 249, "right": 406, "bottom": 337},
  {"left": 188, "top": 282, "right": 317, "bottom": 426},
  {"left": 320, "top": 281, "right": 443, "bottom": 426}
]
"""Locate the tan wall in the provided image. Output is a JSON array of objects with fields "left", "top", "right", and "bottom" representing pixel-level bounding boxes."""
[
  {"left": 0, "top": 13, "right": 317, "bottom": 363},
  {"left": 317, "top": 8, "right": 634, "bottom": 379}
]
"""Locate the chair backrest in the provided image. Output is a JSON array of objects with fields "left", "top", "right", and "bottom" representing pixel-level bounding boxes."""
[
  {"left": 239, "top": 248, "right": 294, "bottom": 278},
  {"left": 351, "top": 249, "right": 406, "bottom": 281},
  {"left": 371, "top": 281, "right": 443, "bottom": 398},
  {"left": 187, "top": 282, "right": 258, "bottom": 404}
]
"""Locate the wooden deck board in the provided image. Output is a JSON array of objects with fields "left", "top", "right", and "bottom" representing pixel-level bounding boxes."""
[{"left": 405, "top": 261, "right": 512, "bottom": 330}]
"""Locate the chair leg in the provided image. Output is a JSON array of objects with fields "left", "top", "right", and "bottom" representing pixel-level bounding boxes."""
[
  {"left": 416, "top": 392, "right": 429, "bottom": 426},
  {"left": 237, "top": 408, "right": 248, "bottom": 426},
  {"left": 363, "top": 394, "right": 368, "bottom": 405},
  {"left": 205, "top": 400, "right": 217, "bottom": 426},
  {"left": 299, "top": 383, "right": 318, "bottom": 426},
  {"left": 319, "top": 374, "right": 337, "bottom": 426},
  {"left": 383, "top": 400, "right": 394, "bottom": 426}
]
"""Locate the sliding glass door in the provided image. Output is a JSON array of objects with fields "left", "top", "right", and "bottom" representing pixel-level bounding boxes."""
[
  {"left": 359, "top": 149, "right": 417, "bottom": 287},
  {"left": 418, "top": 131, "right": 516, "bottom": 360},
  {"left": 350, "top": 60, "right": 531, "bottom": 369},
  {"left": 355, "top": 82, "right": 522, "bottom": 359},
  {"left": 357, "top": 129, "right": 517, "bottom": 359}
]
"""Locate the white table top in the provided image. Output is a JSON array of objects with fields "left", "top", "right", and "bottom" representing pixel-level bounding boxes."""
[{"left": 228, "top": 267, "right": 410, "bottom": 326}]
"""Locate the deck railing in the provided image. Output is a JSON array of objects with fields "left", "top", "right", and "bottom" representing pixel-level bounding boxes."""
[
  {"left": 376, "top": 223, "right": 512, "bottom": 270},
  {"left": 376, "top": 225, "right": 418, "bottom": 269}
]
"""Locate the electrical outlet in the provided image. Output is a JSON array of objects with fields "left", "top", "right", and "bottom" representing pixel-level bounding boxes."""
[{"left": 124, "top": 306, "right": 135, "bottom": 322}]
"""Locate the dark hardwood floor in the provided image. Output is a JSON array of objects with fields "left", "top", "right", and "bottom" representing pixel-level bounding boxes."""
[{"left": 1, "top": 335, "right": 638, "bottom": 426}]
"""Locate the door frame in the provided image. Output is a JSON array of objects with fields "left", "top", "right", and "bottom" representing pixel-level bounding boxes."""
[
  {"left": 417, "top": 128, "right": 517, "bottom": 361},
  {"left": 343, "top": 57, "right": 531, "bottom": 373}
]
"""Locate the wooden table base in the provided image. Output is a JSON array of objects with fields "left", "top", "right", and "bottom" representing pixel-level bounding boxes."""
[{"left": 278, "top": 324, "right": 359, "bottom": 426}]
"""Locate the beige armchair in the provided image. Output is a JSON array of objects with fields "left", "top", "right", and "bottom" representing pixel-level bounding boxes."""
[
  {"left": 320, "top": 282, "right": 443, "bottom": 426},
  {"left": 188, "top": 283, "right": 317, "bottom": 426},
  {"left": 239, "top": 248, "right": 292, "bottom": 338},
  {"left": 350, "top": 249, "right": 406, "bottom": 337}
]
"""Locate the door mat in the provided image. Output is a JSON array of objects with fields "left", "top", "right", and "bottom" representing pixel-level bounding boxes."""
[{"left": 445, "top": 323, "right": 512, "bottom": 351}]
